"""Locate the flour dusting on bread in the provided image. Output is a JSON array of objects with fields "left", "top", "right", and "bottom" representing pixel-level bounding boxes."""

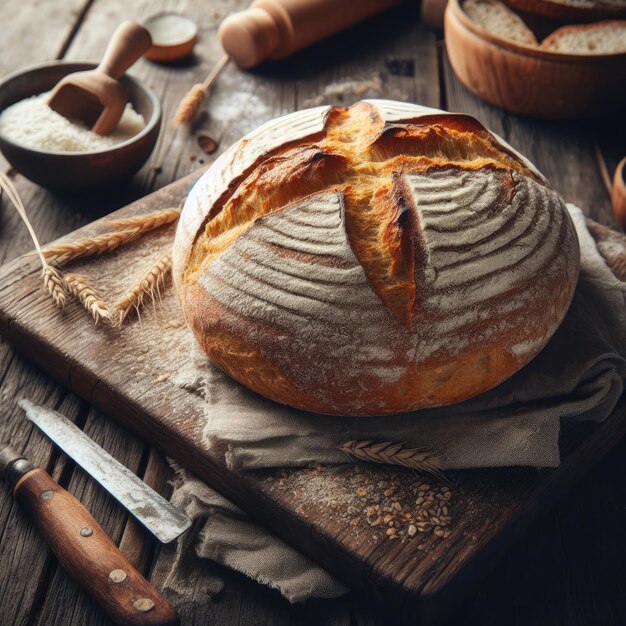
[{"left": 199, "top": 193, "right": 409, "bottom": 396}]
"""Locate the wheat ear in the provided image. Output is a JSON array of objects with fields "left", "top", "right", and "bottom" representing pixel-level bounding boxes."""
[
  {"left": 174, "top": 54, "right": 230, "bottom": 126},
  {"left": 104, "top": 207, "right": 181, "bottom": 231},
  {"left": 42, "top": 207, "right": 180, "bottom": 265},
  {"left": 42, "top": 265, "right": 70, "bottom": 308},
  {"left": 64, "top": 273, "right": 111, "bottom": 324},
  {"left": 112, "top": 252, "right": 172, "bottom": 325},
  {"left": 0, "top": 171, "right": 71, "bottom": 307},
  {"left": 339, "top": 440, "right": 446, "bottom": 480},
  {"left": 41, "top": 228, "right": 145, "bottom": 264}
]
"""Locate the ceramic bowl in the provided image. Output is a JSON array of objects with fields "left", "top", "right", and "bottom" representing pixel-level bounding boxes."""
[
  {"left": 0, "top": 61, "right": 161, "bottom": 191},
  {"left": 445, "top": 0, "right": 626, "bottom": 119}
]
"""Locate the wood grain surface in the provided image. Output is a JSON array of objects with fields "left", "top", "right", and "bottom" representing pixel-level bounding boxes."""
[
  {"left": 0, "top": 1, "right": 624, "bottom": 625},
  {"left": 0, "top": 169, "right": 625, "bottom": 624}
]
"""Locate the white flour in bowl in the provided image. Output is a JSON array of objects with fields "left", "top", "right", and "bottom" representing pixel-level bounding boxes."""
[{"left": 0, "top": 91, "right": 145, "bottom": 152}]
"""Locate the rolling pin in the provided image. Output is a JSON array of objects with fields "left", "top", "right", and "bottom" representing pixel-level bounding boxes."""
[
  {"left": 219, "top": 0, "right": 403, "bottom": 69},
  {"left": 175, "top": 0, "right": 403, "bottom": 125}
]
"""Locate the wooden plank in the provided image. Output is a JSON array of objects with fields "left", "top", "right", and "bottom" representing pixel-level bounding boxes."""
[
  {"left": 0, "top": 0, "right": 92, "bottom": 76},
  {"left": 0, "top": 2, "right": 165, "bottom": 624},
  {"left": 0, "top": 4, "right": 98, "bottom": 623},
  {"left": 0, "top": 1, "right": 621, "bottom": 624},
  {"left": 118, "top": 448, "right": 168, "bottom": 574},
  {"left": 433, "top": 49, "right": 626, "bottom": 626},
  {"left": 1, "top": 172, "right": 624, "bottom": 623},
  {"left": 445, "top": 435, "right": 626, "bottom": 626},
  {"left": 264, "top": 2, "right": 439, "bottom": 110},
  {"left": 0, "top": 384, "right": 83, "bottom": 626},
  {"left": 0, "top": 0, "right": 96, "bottom": 268},
  {"left": 34, "top": 408, "right": 147, "bottom": 626}
]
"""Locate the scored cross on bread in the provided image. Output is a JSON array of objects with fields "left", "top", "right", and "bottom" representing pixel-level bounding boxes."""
[{"left": 174, "top": 101, "right": 579, "bottom": 416}]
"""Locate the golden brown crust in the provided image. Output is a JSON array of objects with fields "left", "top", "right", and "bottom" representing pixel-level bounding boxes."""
[
  {"left": 343, "top": 172, "right": 424, "bottom": 328},
  {"left": 184, "top": 283, "right": 319, "bottom": 411},
  {"left": 175, "top": 100, "right": 580, "bottom": 416},
  {"left": 184, "top": 103, "right": 544, "bottom": 321},
  {"left": 183, "top": 261, "right": 578, "bottom": 416}
]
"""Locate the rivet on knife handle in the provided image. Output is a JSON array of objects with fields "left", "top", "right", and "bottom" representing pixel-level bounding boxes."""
[{"left": 1, "top": 447, "right": 179, "bottom": 626}]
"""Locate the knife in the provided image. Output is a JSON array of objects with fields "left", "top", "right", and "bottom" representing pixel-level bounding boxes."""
[
  {"left": 0, "top": 443, "right": 179, "bottom": 626},
  {"left": 18, "top": 399, "right": 191, "bottom": 544}
]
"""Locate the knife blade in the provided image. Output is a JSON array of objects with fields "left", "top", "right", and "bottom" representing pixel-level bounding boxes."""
[
  {"left": 0, "top": 443, "right": 179, "bottom": 626},
  {"left": 19, "top": 399, "right": 191, "bottom": 544}
]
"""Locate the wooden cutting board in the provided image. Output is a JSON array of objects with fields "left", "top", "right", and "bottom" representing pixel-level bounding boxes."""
[{"left": 0, "top": 170, "right": 624, "bottom": 624}]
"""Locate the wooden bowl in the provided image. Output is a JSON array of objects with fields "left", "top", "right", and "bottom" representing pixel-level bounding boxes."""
[
  {"left": 0, "top": 61, "right": 161, "bottom": 192},
  {"left": 144, "top": 13, "right": 198, "bottom": 63},
  {"left": 444, "top": 0, "right": 626, "bottom": 119}
]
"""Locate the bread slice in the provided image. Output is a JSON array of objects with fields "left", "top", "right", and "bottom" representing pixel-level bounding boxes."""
[
  {"left": 505, "top": 0, "right": 626, "bottom": 22},
  {"left": 464, "top": 0, "right": 538, "bottom": 45},
  {"left": 541, "top": 20, "right": 626, "bottom": 54}
]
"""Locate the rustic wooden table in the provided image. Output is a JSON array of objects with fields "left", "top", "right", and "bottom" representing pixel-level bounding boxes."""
[{"left": 0, "top": 1, "right": 624, "bottom": 625}]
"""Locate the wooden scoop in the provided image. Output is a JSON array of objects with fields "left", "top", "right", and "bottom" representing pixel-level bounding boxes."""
[{"left": 47, "top": 21, "right": 152, "bottom": 136}]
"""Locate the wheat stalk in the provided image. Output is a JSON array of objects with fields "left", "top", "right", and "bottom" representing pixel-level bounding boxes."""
[
  {"left": 339, "top": 440, "right": 446, "bottom": 480},
  {"left": 42, "top": 206, "right": 180, "bottom": 265},
  {"left": 112, "top": 252, "right": 172, "bottom": 325},
  {"left": 0, "top": 171, "right": 71, "bottom": 308},
  {"left": 41, "top": 228, "right": 145, "bottom": 264},
  {"left": 64, "top": 273, "right": 111, "bottom": 324},
  {"left": 174, "top": 54, "right": 230, "bottom": 126},
  {"left": 0, "top": 173, "right": 178, "bottom": 319},
  {"left": 42, "top": 206, "right": 181, "bottom": 265},
  {"left": 104, "top": 207, "right": 181, "bottom": 231}
]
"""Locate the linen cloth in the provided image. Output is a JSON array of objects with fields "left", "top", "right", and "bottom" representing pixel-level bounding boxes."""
[{"left": 162, "top": 205, "right": 626, "bottom": 603}]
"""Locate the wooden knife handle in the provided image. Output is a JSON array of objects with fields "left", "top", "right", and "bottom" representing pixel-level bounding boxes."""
[{"left": 13, "top": 468, "right": 179, "bottom": 626}]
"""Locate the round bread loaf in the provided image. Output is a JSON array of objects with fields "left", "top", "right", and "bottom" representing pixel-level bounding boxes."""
[{"left": 173, "top": 100, "right": 579, "bottom": 416}]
